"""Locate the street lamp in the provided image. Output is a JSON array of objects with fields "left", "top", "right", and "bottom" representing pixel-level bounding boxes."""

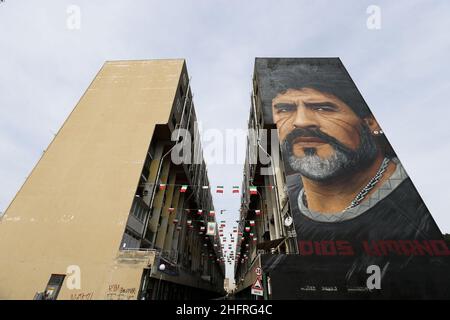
[{"left": 156, "top": 263, "right": 166, "bottom": 299}]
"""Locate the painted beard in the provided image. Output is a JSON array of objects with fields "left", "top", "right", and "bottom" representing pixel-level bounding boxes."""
[{"left": 282, "top": 124, "right": 378, "bottom": 182}]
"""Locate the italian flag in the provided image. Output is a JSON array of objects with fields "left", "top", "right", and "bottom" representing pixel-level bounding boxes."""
[
  {"left": 255, "top": 209, "right": 261, "bottom": 215},
  {"left": 249, "top": 186, "right": 257, "bottom": 195},
  {"left": 232, "top": 186, "right": 240, "bottom": 193},
  {"left": 180, "top": 185, "right": 188, "bottom": 193},
  {"left": 197, "top": 209, "right": 203, "bottom": 215},
  {"left": 245, "top": 226, "right": 251, "bottom": 232},
  {"left": 209, "top": 210, "right": 215, "bottom": 217},
  {"left": 250, "top": 220, "right": 255, "bottom": 226},
  {"left": 216, "top": 186, "right": 224, "bottom": 193},
  {"left": 159, "top": 183, "right": 166, "bottom": 191}
]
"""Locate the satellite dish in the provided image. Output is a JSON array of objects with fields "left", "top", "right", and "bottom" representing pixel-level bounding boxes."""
[{"left": 284, "top": 216, "right": 293, "bottom": 227}]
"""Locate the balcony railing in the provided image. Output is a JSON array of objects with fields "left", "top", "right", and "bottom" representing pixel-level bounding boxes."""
[{"left": 160, "top": 249, "right": 179, "bottom": 264}]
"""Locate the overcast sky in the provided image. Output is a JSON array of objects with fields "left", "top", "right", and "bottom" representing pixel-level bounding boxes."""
[{"left": 1, "top": 0, "right": 450, "bottom": 283}]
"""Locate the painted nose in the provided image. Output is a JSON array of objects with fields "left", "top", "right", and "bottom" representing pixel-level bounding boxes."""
[{"left": 292, "top": 105, "right": 319, "bottom": 129}]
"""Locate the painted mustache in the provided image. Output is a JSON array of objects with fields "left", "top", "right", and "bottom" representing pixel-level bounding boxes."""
[{"left": 284, "top": 127, "right": 354, "bottom": 155}]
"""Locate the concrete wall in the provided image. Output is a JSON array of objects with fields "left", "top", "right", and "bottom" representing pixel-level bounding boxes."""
[{"left": 0, "top": 60, "right": 184, "bottom": 299}]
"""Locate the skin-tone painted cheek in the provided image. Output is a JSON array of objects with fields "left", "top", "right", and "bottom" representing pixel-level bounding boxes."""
[{"left": 275, "top": 118, "right": 291, "bottom": 142}]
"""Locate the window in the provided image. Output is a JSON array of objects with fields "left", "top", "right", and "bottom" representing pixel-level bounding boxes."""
[
  {"left": 121, "top": 229, "right": 141, "bottom": 249},
  {"left": 43, "top": 274, "right": 66, "bottom": 300},
  {"left": 171, "top": 113, "right": 177, "bottom": 129},
  {"left": 182, "top": 73, "right": 188, "bottom": 87},
  {"left": 149, "top": 142, "right": 156, "bottom": 159},
  {"left": 179, "top": 85, "right": 185, "bottom": 99},
  {"left": 142, "top": 152, "right": 153, "bottom": 179},
  {"left": 175, "top": 98, "right": 182, "bottom": 114},
  {"left": 131, "top": 197, "right": 148, "bottom": 222}
]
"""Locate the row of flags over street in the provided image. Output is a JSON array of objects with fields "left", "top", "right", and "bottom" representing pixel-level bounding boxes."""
[
  {"left": 221, "top": 227, "right": 257, "bottom": 265},
  {"left": 218, "top": 221, "right": 260, "bottom": 265},
  {"left": 153, "top": 186, "right": 264, "bottom": 264},
  {"left": 166, "top": 208, "right": 261, "bottom": 217},
  {"left": 158, "top": 183, "right": 268, "bottom": 195},
  {"left": 150, "top": 205, "right": 259, "bottom": 265},
  {"left": 162, "top": 206, "right": 263, "bottom": 266}
]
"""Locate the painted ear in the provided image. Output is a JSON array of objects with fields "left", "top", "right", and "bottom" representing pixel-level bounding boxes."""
[{"left": 363, "top": 116, "right": 382, "bottom": 135}]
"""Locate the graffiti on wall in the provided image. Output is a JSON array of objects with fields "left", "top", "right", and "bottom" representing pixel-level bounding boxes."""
[
  {"left": 70, "top": 292, "right": 94, "bottom": 300},
  {"left": 106, "top": 283, "right": 137, "bottom": 300}
]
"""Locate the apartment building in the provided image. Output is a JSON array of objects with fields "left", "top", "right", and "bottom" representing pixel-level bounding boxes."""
[
  {"left": 233, "top": 59, "right": 298, "bottom": 298},
  {"left": 233, "top": 57, "right": 450, "bottom": 299},
  {"left": 0, "top": 59, "right": 225, "bottom": 300}
]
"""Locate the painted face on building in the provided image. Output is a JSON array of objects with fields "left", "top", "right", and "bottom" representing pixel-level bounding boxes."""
[{"left": 272, "top": 88, "right": 379, "bottom": 181}]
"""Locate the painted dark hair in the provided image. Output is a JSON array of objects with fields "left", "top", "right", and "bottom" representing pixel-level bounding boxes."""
[
  {"left": 256, "top": 58, "right": 372, "bottom": 120},
  {"left": 255, "top": 58, "right": 396, "bottom": 158}
]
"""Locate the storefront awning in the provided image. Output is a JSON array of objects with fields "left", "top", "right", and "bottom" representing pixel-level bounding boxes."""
[{"left": 256, "top": 237, "right": 286, "bottom": 251}]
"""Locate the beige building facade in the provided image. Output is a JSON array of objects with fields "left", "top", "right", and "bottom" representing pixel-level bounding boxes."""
[{"left": 0, "top": 59, "right": 225, "bottom": 300}]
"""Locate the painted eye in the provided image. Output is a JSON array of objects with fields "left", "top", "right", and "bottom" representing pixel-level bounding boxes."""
[
  {"left": 274, "top": 103, "right": 296, "bottom": 114},
  {"left": 313, "top": 105, "right": 335, "bottom": 111}
]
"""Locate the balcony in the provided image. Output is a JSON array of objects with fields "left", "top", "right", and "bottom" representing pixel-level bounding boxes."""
[
  {"left": 115, "top": 248, "right": 157, "bottom": 267},
  {"left": 126, "top": 196, "right": 150, "bottom": 235},
  {"left": 160, "top": 249, "right": 179, "bottom": 265}
]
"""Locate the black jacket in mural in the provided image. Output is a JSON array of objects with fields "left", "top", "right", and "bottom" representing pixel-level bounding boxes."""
[{"left": 285, "top": 173, "right": 450, "bottom": 299}]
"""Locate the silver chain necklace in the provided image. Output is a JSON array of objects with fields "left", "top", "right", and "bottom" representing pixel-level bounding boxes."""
[
  {"left": 302, "top": 157, "right": 391, "bottom": 212},
  {"left": 342, "top": 157, "right": 391, "bottom": 212}
]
